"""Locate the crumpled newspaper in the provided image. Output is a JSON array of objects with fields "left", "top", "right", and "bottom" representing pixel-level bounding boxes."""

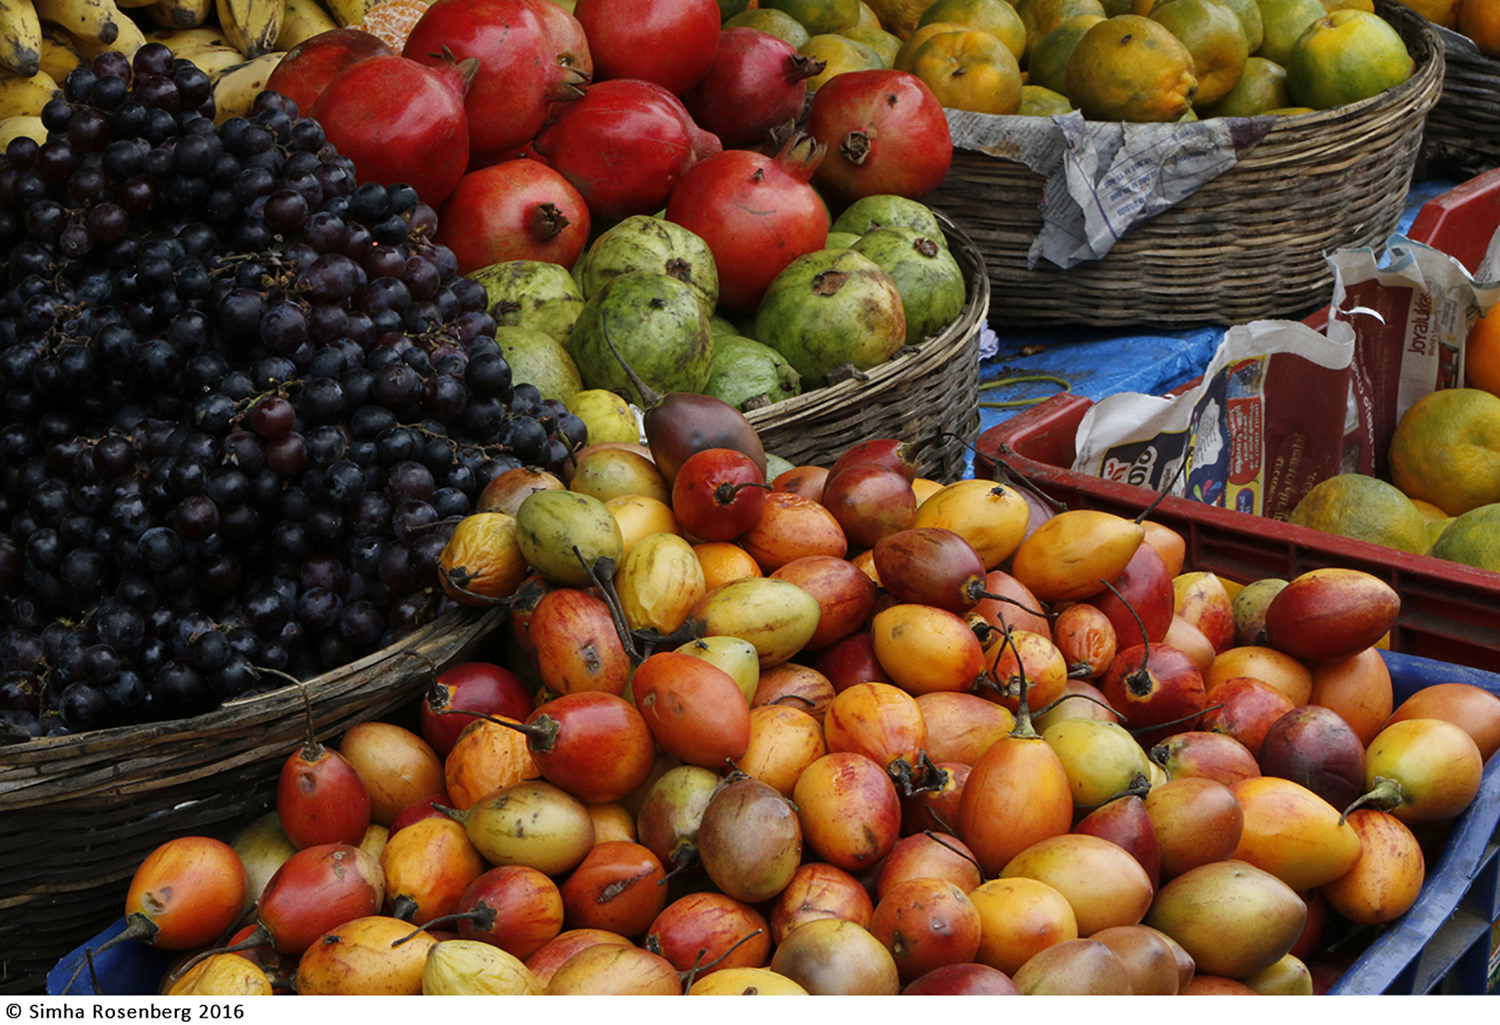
[{"left": 945, "top": 109, "right": 1276, "bottom": 269}]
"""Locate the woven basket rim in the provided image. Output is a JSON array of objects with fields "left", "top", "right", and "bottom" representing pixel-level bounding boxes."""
[
  {"left": 745, "top": 212, "right": 990, "bottom": 433},
  {"left": 0, "top": 605, "right": 505, "bottom": 805},
  {"left": 945, "top": 0, "right": 1443, "bottom": 173}
]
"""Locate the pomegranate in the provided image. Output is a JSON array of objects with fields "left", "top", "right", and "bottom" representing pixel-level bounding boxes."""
[
  {"left": 683, "top": 27, "right": 825, "bottom": 150},
  {"left": 665, "top": 133, "right": 830, "bottom": 313},
  {"left": 436, "top": 159, "right": 592, "bottom": 275},
  {"left": 263, "top": 29, "right": 393, "bottom": 117},
  {"left": 806, "top": 68, "right": 954, "bottom": 205},
  {"left": 402, "top": 0, "right": 591, "bottom": 162},
  {"left": 533, "top": 78, "right": 722, "bottom": 223},
  {"left": 309, "top": 53, "right": 477, "bottom": 209},
  {"left": 573, "top": 0, "right": 722, "bottom": 96}
]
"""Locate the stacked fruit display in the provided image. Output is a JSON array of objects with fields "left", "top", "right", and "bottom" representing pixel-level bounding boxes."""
[{"left": 71, "top": 407, "right": 1500, "bottom": 995}]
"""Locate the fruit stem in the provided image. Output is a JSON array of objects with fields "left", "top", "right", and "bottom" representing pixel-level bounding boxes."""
[
  {"left": 574, "top": 545, "right": 643, "bottom": 663},
  {"left": 1340, "top": 775, "right": 1405, "bottom": 824},
  {"left": 433, "top": 707, "right": 558, "bottom": 752},
  {"left": 714, "top": 479, "right": 773, "bottom": 506},
  {"left": 169, "top": 922, "right": 274, "bottom": 981},
  {"left": 600, "top": 314, "right": 662, "bottom": 409},
  {"left": 1135, "top": 457, "right": 1189, "bottom": 524},
  {"left": 994, "top": 625, "right": 1040, "bottom": 740},
  {"left": 61, "top": 914, "right": 156, "bottom": 994},
  {"left": 1033, "top": 689, "right": 1126, "bottom": 723},
  {"left": 921, "top": 829, "right": 989, "bottom": 883}
]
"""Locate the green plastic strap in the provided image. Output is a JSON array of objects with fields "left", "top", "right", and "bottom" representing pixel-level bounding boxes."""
[{"left": 977, "top": 373, "right": 1072, "bottom": 410}]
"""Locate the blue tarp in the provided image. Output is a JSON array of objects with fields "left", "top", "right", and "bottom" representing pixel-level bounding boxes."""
[{"left": 971, "top": 176, "right": 1461, "bottom": 449}]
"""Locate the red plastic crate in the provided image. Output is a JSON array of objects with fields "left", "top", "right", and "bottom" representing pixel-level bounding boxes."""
[{"left": 975, "top": 168, "right": 1500, "bottom": 673}]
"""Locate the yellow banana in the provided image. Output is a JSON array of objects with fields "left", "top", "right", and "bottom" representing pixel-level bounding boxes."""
[
  {"left": 319, "top": 0, "right": 372, "bottom": 28},
  {"left": 144, "top": 24, "right": 231, "bottom": 48},
  {"left": 0, "top": 65, "right": 57, "bottom": 118},
  {"left": 144, "top": 0, "right": 211, "bottom": 29},
  {"left": 0, "top": 111, "right": 45, "bottom": 145},
  {"left": 214, "top": 0, "right": 282, "bottom": 57},
  {"left": 0, "top": 0, "right": 42, "bottom": 78},
  {"left": 57, "top": 6, "right": 144, "bottom": 58},
  {"left": 273, "top": 0, "right": 334, "bottom": 50},
  {"left": 170, "top": 40, "right": 244, "bottom": 74},
  {"left": 37, "top": 22, "right": 82, "bottom": 79},
  {"left": 34, "top": 0, "right": 129, "bottom": 45},
  {"left": 209, "top": 48, "right": 281, "bottom": 123}
]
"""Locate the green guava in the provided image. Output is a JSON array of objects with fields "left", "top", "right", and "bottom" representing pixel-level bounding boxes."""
[
  {"left": 851, "top": 227, "right": 968, "bottom": 345},
  {"left": 703, "top": 335, "right": 803, "bottom": 411},
  {"left": 754, "top": 249, "right": 906, "bottom": 386},
  {"left": 574, "top": 215, "right": 719, "bottom": 311},
  {"left": 493, "top": 325, "right": 583, "bottom": 403},
  {"left": 468, "top": 259, "right": 586, "bottom": 349},
  {"left": 569, "top": 271, "right": 715, "bottom": 405},
  {"left": 831, "top": 195, "right": 949, "bottom": 248}
]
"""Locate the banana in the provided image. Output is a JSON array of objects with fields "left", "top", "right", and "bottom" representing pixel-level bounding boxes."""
[
  {"left": 56, "top": 6, "right": 145, "bottom": 58},
  {"left": 208, "top": 48, "right": 281, "bottom": 123},
  {"left": 170, "top": 40, "right": 244, "bottom": 73},
  {"left": 0, "top": 64, "right": 57, "bottom": 118},
  {"left": 319, "top": 0, "right": 373, "bottom": 28},
  {"left": 143, "top": 0, "right": 211, "bottom": 29},
  {"left": 34, "top": 0, "right": 128, "bottom": 45},
  {"left": 273, "top": 0, "right": 334, "bottom": 49},
  {"left": 214, "top": 0, "right": 282, "bottom": 57},
  {"left": 0, "top": 0, "right": 42, "bottom": 78},
  {"left": 144, "top": 23, "right": 231, "bottom": 48},
  {"left": 37, "top": 22, "right": 81, "bottom": 78},
  {"left": 0, "top": 112, "right": 45, "bottom": 144}
]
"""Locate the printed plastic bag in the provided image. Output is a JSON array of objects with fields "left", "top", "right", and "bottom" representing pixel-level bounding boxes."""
[{"left": 1070, "top": 319, "right": 1355, "bottom": 519}]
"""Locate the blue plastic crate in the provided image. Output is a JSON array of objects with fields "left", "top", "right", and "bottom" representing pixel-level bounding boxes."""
[{"left": 1327, "top": 650, "right": 1500, "bottom": 995}]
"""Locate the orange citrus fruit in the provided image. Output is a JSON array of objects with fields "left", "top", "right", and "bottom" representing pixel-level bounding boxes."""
[
  {"left": 1323, "top": 0, "right": 1375, "bottom": 10},
  {"left": 908, "top": 27, "right": 1025, "bottom": 112},
  {"left": 800, "top": 32, "right": 886, "bottom": 86},
  {"left": 1151, "top": 0, "right": 1251, "bottom": 107},
  {"left": 1393, "top": 0, "right": 1458, "bottom": 26},
  {"left": 724, "top": 7, "right": 815, "bottom": 47},
  {"left": 1284, "top": 9, "right": 1412, "bottom": 109},
  {"left": 350, "top": 0, "right": 430, "bottom": 51},
  {"left": 1254, "top": 0, "right": 1329, "bottom": 66},
  {"left": 1466, "top": 301, "right": 1500, "bottom": 396},
  {"left": 1286, "top": 473, "right": 1431, "bottom": 555},
  {"left": 1018, "top": 0, "right": 1110, "bottom": 57},
  {"left": 1020, "top": 82, "right": 1077, "bottom": 112},
  {"left": 1388, "top": 387, "right": 1500, "bottom": 517},
  {"left": 1409, "top": 497, "right": 1451, "bottom": 524},
  {"left": 1197, "top": 54, "right": 1289, "bottom": 114},
  {"left": 1027, "top": 13, "right": 1107, "bottom": 93},
  {"left": 762, "top": 0, "right": 863, "bottom": 34},
  {"left": 893, "top": 19, "right": 970, "bottom": 68},
  {"left": 841, "top": 23, "right": 904, "bottom": 63},
  {"left": 1065, "top": 14, "right": 1200, "bottom": 120},
  {"left": 918, "top": 0, "right": 1030, "bottom": 57},
  {"left": 864, "top": 0, "right": 940, "bottom": 38},
  {"left": 1214, "top": 0, "right": 1266, "bottom": 50},
  {"left": 1429, "top": 503, "right": 1500, "bottom": 571},
  {"left": 1459, "top": 0, "right": 1500, "bottom": 55}
]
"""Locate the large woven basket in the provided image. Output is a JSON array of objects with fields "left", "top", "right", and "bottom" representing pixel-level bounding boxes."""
[
  {"left": 746, "top": 213, "right": 990, "bottom": 483},
  {"left": 0, "top": 605, "right": 505, "bottom": 995},
  {"left": 923, "top": 0, "right": 1444, "bottom": 329},
  {"left": 1421, "top": 25, "right": 1500, "bottom": 179}
]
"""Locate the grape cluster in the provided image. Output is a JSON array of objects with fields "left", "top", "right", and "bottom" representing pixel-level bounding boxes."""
[{"left": 0, "top": 45, "right": 586, "bottom": 741}]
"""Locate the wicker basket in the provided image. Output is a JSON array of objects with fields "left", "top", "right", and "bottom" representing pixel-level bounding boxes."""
[
  {"left": 923, "top": 0, "right": 1444, "bottom": 329},
  {"left": 1421, "top": 26, "right": 1500, "bottom": 179},
  {"left": 746, "top": 213, "right": 990, "bottom": 483},
  {"left": 0, "top": 605, "right": 505, "bottom": 995}
]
